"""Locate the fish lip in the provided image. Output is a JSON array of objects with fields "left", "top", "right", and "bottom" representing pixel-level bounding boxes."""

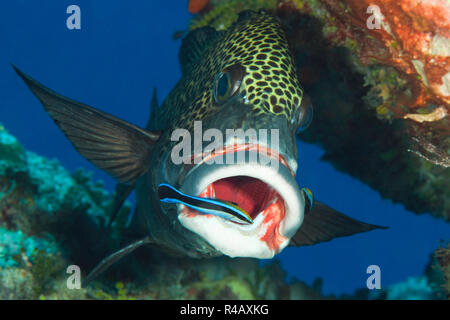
[{"left": 178, "top": 147, "right": 304, "bottom": 239}]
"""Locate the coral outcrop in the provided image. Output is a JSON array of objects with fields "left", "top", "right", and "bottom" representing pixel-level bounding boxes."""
[
  {"left": 368, "top": 244, "right": 449, "bottom": 300},
  {"left": 434, "top": 244, "right": 450, "bottom": 298}
]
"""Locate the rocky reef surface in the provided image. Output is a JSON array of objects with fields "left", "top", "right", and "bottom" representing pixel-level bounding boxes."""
[
  {"left": 0, "top": 124, "right": 447, "bottom": 299},
  {"left": 187, "top": 0, "right": 450, "bottom": 221}
]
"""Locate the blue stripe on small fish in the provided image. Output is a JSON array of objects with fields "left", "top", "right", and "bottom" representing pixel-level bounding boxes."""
[{"left": 158, "top": 183, "right": 253, "bottom": 224}]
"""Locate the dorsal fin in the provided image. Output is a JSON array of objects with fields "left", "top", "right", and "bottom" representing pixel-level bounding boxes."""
[
  {"left": 146, "top": 87, "right": 158, "bottom": 130},
  {"left": 179, "top": 26, "right": 221, "bottom": 75}
]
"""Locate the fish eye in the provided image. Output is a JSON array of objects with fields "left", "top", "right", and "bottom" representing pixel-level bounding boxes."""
[
  {"left": 216, "top": 73, "right": 231, "bottom": 100},
  {"left": 296, "top": 94, "right": 314, "bottom": 133},
  {"left": 213, "top": 64, "right": 246, "bottom": 104}
]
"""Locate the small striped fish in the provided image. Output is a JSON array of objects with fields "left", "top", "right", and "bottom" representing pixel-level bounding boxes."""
[{"left": 158, "top": 183, "right": 253, "bottom": 225}]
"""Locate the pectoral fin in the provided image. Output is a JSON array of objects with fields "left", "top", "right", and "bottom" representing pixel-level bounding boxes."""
[
  {"left": 106, "top": 182, "right": 136, "bottom": 230},
  {"left": 13, "top": 65, "right": 161, "bottom": 185},
  {"left": 289, "top": 201, "right": 387, "bottom": 246},
  {"left": 83, "top": 236, "right": 152, "bottom": 287}
]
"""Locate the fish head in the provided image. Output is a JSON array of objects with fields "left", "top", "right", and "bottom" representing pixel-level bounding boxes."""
[{"left": 160, "top": 11, "right": 314, "bottom": 259}]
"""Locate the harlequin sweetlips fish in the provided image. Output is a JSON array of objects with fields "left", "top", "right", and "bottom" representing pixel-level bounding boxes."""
[{"left": 13, "top": 10, "right": 385, "bottom": 284}]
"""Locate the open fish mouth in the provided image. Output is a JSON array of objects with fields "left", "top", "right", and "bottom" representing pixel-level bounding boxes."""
[
  {"left": 178, "top": 148, "right": 304, "bottom": 259},
  {"left": 197, "top": 176, "right": 283, "bottom": 225}
]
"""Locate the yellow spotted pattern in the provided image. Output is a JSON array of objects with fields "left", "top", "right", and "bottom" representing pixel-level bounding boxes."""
[{"left": 159, "top": 10, "right": 303, "bottom": 133}]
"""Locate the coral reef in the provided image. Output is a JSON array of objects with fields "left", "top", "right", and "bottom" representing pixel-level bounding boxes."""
[
  {"left": 367, "top": 244, "right": 448, "bottom": 300},
  {"left": 187, "top": 0, "right": 450, "bottom": 220},
  {"left": 0, "top": 123, "right": 129, "bottom": 299},
  {"left": 286, "top": 0, "right": 450, "bottom": 169},
  {"left": 369, "top": 276, "right": 439, "bottom": 300},
  {"left": 188, "top": 0, "right": 211, "bottom": 14},
  {"left": 434, "top": 244, "right": 450, "bottom": 298},
  {"left": 189, "top": 0, "right": 278, "bottom": 31}
]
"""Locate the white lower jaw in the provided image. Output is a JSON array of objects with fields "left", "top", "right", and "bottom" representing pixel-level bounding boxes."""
[
  {"left": 179, "top": 207, "right": 289, "bottom": 258},
  {"left": 178, "top": 151, "right": 304, "bottom": 259}
]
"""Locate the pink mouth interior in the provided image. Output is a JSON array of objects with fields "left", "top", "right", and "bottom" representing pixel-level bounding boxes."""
[
  {"left": 183, "top": 176, "right": 288, "bottom": 252},
  {"left": 213, "top": 176, "right": 273, "bottom": 220},
  {"left": 194, "top": 176, "right": 285, "bottom": 223}
]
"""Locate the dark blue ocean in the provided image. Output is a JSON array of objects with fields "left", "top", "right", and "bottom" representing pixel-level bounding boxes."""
[{"left": 1, "top": 1, "right": 448, "bottom": 296}]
